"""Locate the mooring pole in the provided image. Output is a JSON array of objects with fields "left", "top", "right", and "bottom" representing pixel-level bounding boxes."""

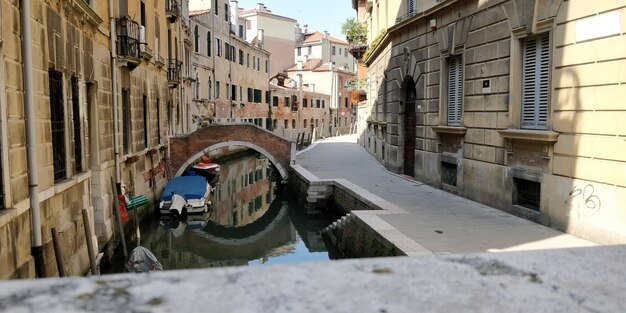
[
  {"left": 51, "top": 228, "right": 66, "bottom": 277},
  {"left": 82, "top": 209, "right": 98, "bottom": 275}
]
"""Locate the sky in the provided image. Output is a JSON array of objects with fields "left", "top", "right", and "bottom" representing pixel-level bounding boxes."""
[{"left": 236, "top": 0, "right": 357, "bottom": 40}]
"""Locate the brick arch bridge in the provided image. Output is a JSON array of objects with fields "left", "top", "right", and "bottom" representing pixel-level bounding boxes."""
[{"left": 169, "top": 124, "right": 295, "bottom": 181}]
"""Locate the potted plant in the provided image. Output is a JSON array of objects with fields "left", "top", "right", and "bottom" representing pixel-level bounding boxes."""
[{"left": 341, "top": 18, "right": 368, "bottom": 59}]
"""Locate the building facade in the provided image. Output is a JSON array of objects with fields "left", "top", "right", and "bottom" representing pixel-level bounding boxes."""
[
  {"left": 269, "top": 76, "right": 331, "bottom": 141},
  {"left": 357, "top": 0, "right": 626, "bottom": 244},
  {"left": 0, "top": 0, "right": 184, "bottom": 279}
]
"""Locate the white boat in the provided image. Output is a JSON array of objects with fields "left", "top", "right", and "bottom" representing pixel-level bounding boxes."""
[{"left": 159, "top": 176, "right": 212, "bottom": 216}]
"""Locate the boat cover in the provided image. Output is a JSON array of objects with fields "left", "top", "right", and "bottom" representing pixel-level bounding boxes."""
[
  {"left": 160, "top": 176, "right": 208, "bottom": 202},
  {"left": 126, "top": 246, "right": 163, "bottom": 273}
]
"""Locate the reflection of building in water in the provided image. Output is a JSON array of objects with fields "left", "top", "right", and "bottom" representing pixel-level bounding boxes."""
[{"left": 212, "top": 149, "right": 276, "bottom": 228}]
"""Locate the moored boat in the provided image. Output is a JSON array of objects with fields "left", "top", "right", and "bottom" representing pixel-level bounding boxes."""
[
  {"left": 159, "top": 176, "right": 212, "bottom": 216},
  {"left": 191, "top": 155, "right": 221, "bottom": 183}
]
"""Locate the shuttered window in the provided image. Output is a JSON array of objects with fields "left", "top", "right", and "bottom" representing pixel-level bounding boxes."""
[
  {"left": 521, "top": 34, "right": 550, "bottom": 129},
  {"left": 50, "top": 70, "right": 66, "bottom": 181},
  {"left": 447, "top": 55, "right": 463, "bottom": 126},
  {"left": 408, "top": 0, "right": 416, "bottom": 14}
]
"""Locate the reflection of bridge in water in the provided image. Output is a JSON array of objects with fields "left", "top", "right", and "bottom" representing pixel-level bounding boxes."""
[{"left": 136, "top": 150, "right": 331, "bottom": 270}]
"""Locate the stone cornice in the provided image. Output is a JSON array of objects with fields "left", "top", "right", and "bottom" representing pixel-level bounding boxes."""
[{"left": 431, "top": 126, "right": 467, "bottom": 135}]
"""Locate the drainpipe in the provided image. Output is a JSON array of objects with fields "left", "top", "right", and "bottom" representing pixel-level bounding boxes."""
[
  {"left": 109, "top": 0, "right": 127, "bottom": 257},
  {"left": 21, "top": 0, "right": 44, "bottom": 278}
]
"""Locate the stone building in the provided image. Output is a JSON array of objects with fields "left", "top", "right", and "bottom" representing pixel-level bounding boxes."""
[
  {"left": 269, "top": 75, "right": 331, "bottom": 141},
  {"left": 355, "top": 0, "right": 626, "bottom": 244},
  {"left": 0, "top": 0, "right": 179, "bottom": 279},
  {"left": 189, "top": 3, "right": 271, "bottom": 130}
]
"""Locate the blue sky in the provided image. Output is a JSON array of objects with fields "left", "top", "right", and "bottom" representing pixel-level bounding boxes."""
[{"left": 236, "top": 0, "right": 356, "bottom": 40}]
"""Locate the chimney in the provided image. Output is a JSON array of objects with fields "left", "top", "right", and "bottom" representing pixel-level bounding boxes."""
[
  {"left": 303, "top": 24, "right": 308, "bottom": 33},
  {"left": 296, "top": 61, "right": 303, "bottom": 70},
  {"left": 256, "top": 3, "right": 265, "bottom": 11},
  {"left": 297, "top": 74, "right": 303, "bottom": 90},
  {"left": 323, "top": 31, "right": 329, "bottom": 38}
]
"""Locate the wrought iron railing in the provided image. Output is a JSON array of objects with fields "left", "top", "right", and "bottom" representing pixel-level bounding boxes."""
[
  {"left": 117, "top": 16, "right": 141, "bottom": 59},
  {"left": 395, "top": 10, "right": 417, "bottom": 24},
  {"left": 168, "top": 60, "right": 182, "bottom": 83},
  {"left": 166, "top": 0, "right": 180, "bottom": 20}
]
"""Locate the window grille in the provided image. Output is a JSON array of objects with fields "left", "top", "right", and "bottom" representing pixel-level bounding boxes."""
[
  {"left": 441, "top": 162, "right": 457, "bottom": 187},
  {"left": 514, "top": 178, "right": 541, "bottom": 211},
  {"left": 50, "top": 70, "right": 66, "bottom": 181},
  {"left": 71, "top": 76, "right": 83, "bottom": 173},
  {"left": 122, "top": 89, "right": 131, "bottom": 155}
]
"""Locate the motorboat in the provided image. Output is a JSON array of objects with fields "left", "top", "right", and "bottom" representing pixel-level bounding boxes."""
[
  {"left": 191, "top": 155, "right": 221, "bottom": 183},
  {"left": 159, "top": 176, "right": 212, "bottom": 216},
  {"left": 126, "top": 246, "right": 163, "bottom": 273}
]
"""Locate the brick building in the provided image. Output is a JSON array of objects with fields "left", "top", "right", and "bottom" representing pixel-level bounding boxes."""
[{"left": 354, "top": 0, "right": 626, "bottom": 244}]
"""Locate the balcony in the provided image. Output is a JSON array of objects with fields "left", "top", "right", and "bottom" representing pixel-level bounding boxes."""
[
  {"left": 168, "top": 59, "right": 182, "bottom": 88},
  {"left": 117, "top": 16, "right": 141, "bottom": 70},
  {"left": 166, "top": 0, "right": 180, "bottom": 22},
  {"left": 395, "top": 9, "right": 418, "bottom": 25}
]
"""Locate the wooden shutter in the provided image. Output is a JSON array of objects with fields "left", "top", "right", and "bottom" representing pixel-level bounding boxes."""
[
  {"left": 522, "top": 34, "right": 550, "bottom": 129},
  {"left": 447, "top": 55, "right": 462, "bottom": 126}
]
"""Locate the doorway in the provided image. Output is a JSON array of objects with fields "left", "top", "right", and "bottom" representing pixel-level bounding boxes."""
[{"left": 403, "top": 77, "right": 416, "bottom": 176}]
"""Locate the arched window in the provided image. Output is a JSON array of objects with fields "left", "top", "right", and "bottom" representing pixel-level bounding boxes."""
[{"left": 194, "top": 25, "right": 199, "bottom": 53}]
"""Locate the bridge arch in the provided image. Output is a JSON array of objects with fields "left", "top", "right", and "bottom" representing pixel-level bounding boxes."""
[{"left": 169, "top": 124, "right": 294, "bottom": 181}]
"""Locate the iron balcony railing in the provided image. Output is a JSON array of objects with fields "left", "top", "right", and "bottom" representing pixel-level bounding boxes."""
[
  {"left": 117, "top": 16, "right": 141, "bottom": 59},
  {"left": 166, "top": 0, "right": 180, "bottom": 21},
  {"left": 168, "top": 59, "right": 182, "bottom": 83},
  {"left": 395, "top": 10, "right": 417, "bottom": 24}
]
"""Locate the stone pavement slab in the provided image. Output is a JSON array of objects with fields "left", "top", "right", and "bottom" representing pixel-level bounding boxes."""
[{"left": 297, "top": 135, "right": 596, "bottom": 254}]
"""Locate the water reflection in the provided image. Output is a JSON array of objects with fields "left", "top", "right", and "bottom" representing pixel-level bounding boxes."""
[{"left": 109, "top": 149, "right": 332, "bottom": 272}]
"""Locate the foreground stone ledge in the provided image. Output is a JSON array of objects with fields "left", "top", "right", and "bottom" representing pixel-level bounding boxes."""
[{"left": 1, "top": 246, "right": 624, "bottom": 313}]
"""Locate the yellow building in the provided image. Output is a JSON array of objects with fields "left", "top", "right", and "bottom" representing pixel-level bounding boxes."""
[
  {"left": 356, "top": 0, "right": 626, "bottom": 244},
  {"left": 0, "top": 0, "right": 181, "bottom": 279}
]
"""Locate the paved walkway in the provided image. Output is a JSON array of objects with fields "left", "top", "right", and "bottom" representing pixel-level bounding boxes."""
[{"left": 297, "top": 135, "right": 595, "bottom": 255}]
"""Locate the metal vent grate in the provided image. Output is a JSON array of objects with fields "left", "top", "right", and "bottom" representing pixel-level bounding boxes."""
[
  {"left": 514, "top": 178, "right": 541, "bottom": 211},
  {"left": 441, "top": 162, "right": 457, "bottom": 187}
]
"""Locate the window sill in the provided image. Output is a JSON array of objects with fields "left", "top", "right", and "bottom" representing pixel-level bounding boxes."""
[
  {"left": 431, "top": 126, "right": 467, "bottom": 135},
  {"left": 498, "top": 129, "right": 559, "bottom": 143}
]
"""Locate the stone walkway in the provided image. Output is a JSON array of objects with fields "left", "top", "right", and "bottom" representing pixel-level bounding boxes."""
[{"left": 297, "top": 135, "right": 595, "bottom": 255}]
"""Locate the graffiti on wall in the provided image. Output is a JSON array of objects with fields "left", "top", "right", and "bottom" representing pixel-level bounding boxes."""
[{"left": 565, "top": 184, "right": 602, "bottom": 218}]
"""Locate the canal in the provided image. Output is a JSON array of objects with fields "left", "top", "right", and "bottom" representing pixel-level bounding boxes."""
[{"left": 104, "top": 148, "right": 336, "bottom": 273}]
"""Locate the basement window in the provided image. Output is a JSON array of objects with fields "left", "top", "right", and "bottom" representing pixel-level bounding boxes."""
[
  {"left": 514, "top": 178, "right": 541, "bottom": 211},
  {"left": 441, "top": 162, "right": 457, "bottom": 187}
]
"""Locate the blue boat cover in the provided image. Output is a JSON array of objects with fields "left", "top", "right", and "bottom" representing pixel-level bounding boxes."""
[{"left": 160, "top": 176, "right": 208, "bottom": 202}]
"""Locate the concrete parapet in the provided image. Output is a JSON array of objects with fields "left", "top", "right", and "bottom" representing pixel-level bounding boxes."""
[{"left": 0, "top": 246, "right": 624, "bottom": 312}]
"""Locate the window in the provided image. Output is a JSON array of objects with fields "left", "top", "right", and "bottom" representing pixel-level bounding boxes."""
[
  {"left": 408, "top": 0, "right": 416, "bottom": 15},
  {"left": 246, "top": 20, "right": 251, "bottom": 30},
  {"left": 521, "top": 34, "right": 550, "bottom": 129},
  {"left": 345, "top": 97, "right": 348, "bottom": 108},
  {"left": 291, "top": 95, "right": 298, "bottom": 111},
  {"left": 140, "top": 1, "right": 146, "bottom": 27},
  {"left": 303, "top": 119, "right": 307, "bottom": 128},
  {"left": 142, "top": 95, "right": 149, "bottom": 148},
  {"left": 239, "top": 49, "right": 244, "bottom": 65},
  {"left": 231, "top": 46, "right": 236, "bottom": 63},
  {"left": 339, "top": 48, "right": 342, "bottom": 55},
  {"left": 303, "top": 98, "right": 308, "bottom": 107},
  {"left": 447, "top": 55, "right": 463, "bottom": 126},
  {"left": 272, "top": 119, "right": 277, "bottom": 129},
  {"left": 332, "top": 46, "right": 336, "bottom": 55},
  {"left": 231, "top": 84, "right": 237, "bottom": 101},
  {"left": 441, "top": 162, "right": 457, "bottom": 187},
  {"left": 216, "top": 81, "right": 220, "bottom": 98},
  {"left": 215, "top": 38, "right": 221, "bottom": 56},
  {"left": 239, "top": 25, "right": 244, "bottom": 38},
  {"left": 214, "top": 0, "right": 219, "bottom": 15},
  {"left": 284, "top": 119, "right": 288, "bottom": 129},
  {"left": 207, "top": 32, "right": 211, "bottom": 56},
  {"left": 322, "top": 100, "right": 325, "bottom": 108},
  {"left": 292, "top": 119, "right": 296, "bottom": 128},
  {"left": 156, "top": 98, "right": 161, "bottom": 144},
  {"left": 297, "top": 47, "right": 301, "bottom": 56},
  {"left": 224, "top": 42, "right": 230, "bottom": 60},
  {"left": 272, "top": 96, "right": 278, "bottom": 106},
  {"left": 208, "top": 80, "right": 212, "bottom": 100},
  {"left": 265, "top": 60, "right": 268, "bottom": 73},
  {"left": 284, "top": 96, "right": 290, "bottom": 107},
  {"left": 194, "top": 26, "right": 199, "bottom": 53},
  {"left": 266, "top": 91, "right": 271, "bottom": 104},
  {"left": 49, "top": 70, "right": 66, "bottom": 181},
  {"left": 121, "top": 88, "right": 131, "bottom": 155},
  {"left": 254, "top": 89, "right": 262, "bottom": 103},
  {"left": 316, "top": 99, "right": 320, "bottom": 108},
  {"left": 344, "top": 49, "right": 347, "bottom": 57},
  {"left": 226, "top": 83, "right": 230, "bottom": 100},
  {"left": 224, "top": 4, "right": 229, "bottom": 22},
  {"left": 247, "top": 53, "right": 250, "bottom": 67},
  {"left": 514, "top": 178, "right": 541, "bottom": 211},
  {"left": 240, "top": 86, "right": 243, "bottom": 101},
  {"left": 247, "top": 88, "right": 253, "bottom": 102},
  {"left": 71, "top": 76, "right": 82, "bottom": 174},
  {"left": 308, "top": 46, "right": 312, "bottom": 55},
  {"left": 315, "top": 119, "right": 319, "bottom": 127}
]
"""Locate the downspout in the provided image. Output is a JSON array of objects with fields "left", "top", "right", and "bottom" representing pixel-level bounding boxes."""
[
  {"left": 109, "top": 0, "right": 127, "bottom": 257},
  {"left": 21, "top": 0, "right": 44, "bottom": 277}
]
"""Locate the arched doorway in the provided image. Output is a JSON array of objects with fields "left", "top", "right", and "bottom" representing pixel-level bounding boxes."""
[{"left": 402, "top": 77, "right": 416, "bottom": 176}]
